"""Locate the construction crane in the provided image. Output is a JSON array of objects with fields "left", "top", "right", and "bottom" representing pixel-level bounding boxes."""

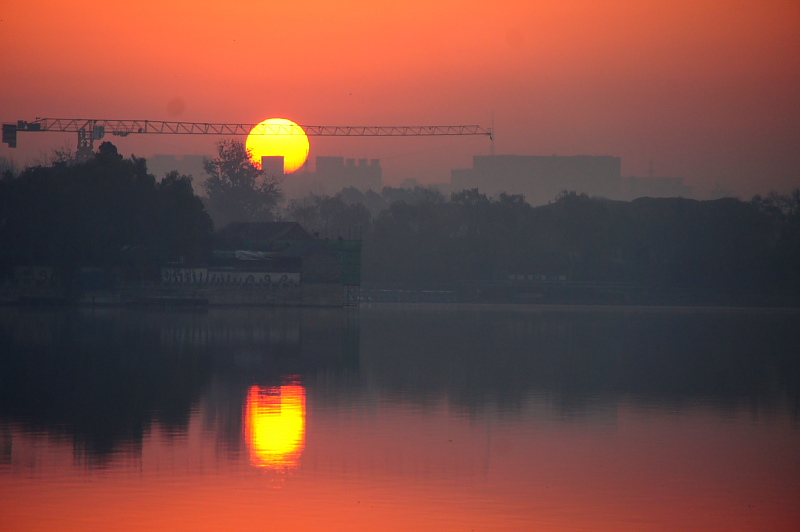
[{"left": 2, "top": 118, "right": 493, "bottom": 161}]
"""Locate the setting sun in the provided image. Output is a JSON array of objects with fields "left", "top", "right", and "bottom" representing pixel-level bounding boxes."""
[{"left": 245, "top": 118, "right": 309, "bottom": 174}]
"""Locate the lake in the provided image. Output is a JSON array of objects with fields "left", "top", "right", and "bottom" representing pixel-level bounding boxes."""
[{"left": 1, "top": 304, "right": 798, "bottom": 531}]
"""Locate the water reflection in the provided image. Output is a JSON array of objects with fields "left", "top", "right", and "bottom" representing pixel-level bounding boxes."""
[
  {"left": 244, "top": 380, "right": 306, "bottom": 470},
  {"left": 0, "top": 307, "right": 358, "bottom": 464},
  {"left": 358, "top": 305, "right": 800, "bottom": 417},
  {"left": 0, "top": 305, "right": 798, "bottom": 531}
]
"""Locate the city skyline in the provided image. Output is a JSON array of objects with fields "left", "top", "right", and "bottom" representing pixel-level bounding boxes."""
[{"left": 146, "top": 150, "right": 696, "bottom": 204}]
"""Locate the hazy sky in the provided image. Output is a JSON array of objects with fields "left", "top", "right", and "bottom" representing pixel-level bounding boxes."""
[{"left": 2, "top": 0, "right": 798, "bottom": 196}]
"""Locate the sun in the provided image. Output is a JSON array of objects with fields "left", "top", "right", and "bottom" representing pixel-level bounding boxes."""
[{"left": 246, "top": 118, "right": 310, "bottom": 174}]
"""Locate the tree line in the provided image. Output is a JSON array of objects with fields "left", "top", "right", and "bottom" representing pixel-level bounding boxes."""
[
  {"left": 0, "top": 142, "right": 212, "bottom": 285},
  {"left": 284, "top": 186, "right": 799, "bottom": 305},
  {"left": 360, "top": 189, "right": 799, "bottom": 303},
  {"left": 1, "top": 140, "right": 798, "bottom": 304}
]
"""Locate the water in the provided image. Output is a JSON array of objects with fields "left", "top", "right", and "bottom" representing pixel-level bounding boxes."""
[{"left": 1, "top": 304, "right": 798, "bottom": 531}]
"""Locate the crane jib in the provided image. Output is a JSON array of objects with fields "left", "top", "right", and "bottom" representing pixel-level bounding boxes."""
[{"left": 4, "top": 118, "right": 493, "bottom": 142}]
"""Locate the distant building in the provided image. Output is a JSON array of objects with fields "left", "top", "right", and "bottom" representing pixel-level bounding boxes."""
[
  {"left": 323, "top": 156, "right": 382, "bottom": 191},
  {"left": 451, "top": 155, "right": 694, "bottom": 204},
  {"left": 451, "top": 155, "right": 622, "bottom": 205},
  {"left": 261, "top": 156, "right": 285, "bottom": 177},
  {"left": 284, "top": 156, "right": 382, "bottom": 199},
  {"left": 400, "top": 178, "right": 422, "bottom": 189}
]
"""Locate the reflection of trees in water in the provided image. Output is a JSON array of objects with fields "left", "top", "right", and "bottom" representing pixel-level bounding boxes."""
[
  {"left": 0, "top": 308, "right": 359, "bottom": 463},
  {"left": 0, "top": 309, "right": 214, "bottom": 461},
  {"left": 358, "top": 307, "right": 800, "bottom": 417},
  {"left": 3, "top": 305, "right": 797, "bottom": 464}
]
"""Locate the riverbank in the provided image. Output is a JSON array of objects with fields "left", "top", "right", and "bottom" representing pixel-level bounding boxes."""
[
  {"left": 2, "top": 280, "right": 797, "bottom": 308},
  {"left": 360, "top": 280, "right": 800, "bottom": 307},
  {"left": 1, "top": 282, "right": 354, "bottom": 308}
]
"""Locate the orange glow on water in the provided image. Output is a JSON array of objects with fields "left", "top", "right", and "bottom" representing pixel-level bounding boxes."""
[
  {"left": 244, "top": 381, "right": 306, "bottom": 469},
  {"left": 2, "top": 400, "right": 799, "bottom": 531}
]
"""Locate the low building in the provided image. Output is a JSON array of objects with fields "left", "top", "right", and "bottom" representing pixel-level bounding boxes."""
[{"left": 160, "top": 222, "right": 361, "bottom": 306}]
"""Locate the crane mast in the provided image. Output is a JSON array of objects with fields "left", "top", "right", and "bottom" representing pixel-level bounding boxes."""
[{"left": 3, "top": 118, "right": 493, "bottom": 161}]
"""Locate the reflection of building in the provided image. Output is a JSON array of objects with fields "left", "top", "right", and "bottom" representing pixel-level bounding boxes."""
[
  {"left": 451, "top": 155, "right": 693, "bottom": 204},
  {"left": 283, "top": 156, "right": 382, "bottom": 199}
]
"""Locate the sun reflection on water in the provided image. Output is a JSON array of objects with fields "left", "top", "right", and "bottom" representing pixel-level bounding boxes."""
[{"left": 244, "top": 380, "right": 306, "bottom": 470}]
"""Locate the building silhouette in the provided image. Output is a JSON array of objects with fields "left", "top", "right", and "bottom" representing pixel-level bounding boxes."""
[
  {"left": 452, "top": 155, "right": 622, "bottom": 205},
  {"left": 451, "top": 155, "right": 692, "bottom": 204},
  {"left": 283, "top": 156, "right": 382, "bottom": 199},
  {"left": 145, "top": 151, "right": 693, "bottom": 204},
  {"left": 260, "top": 156, "right": 285, "bottom": 177}
]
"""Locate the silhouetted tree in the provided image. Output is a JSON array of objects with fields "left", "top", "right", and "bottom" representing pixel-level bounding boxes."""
[
  {"left": 154, "top": 171, "right": 214, "bottom": 263},
  {"left": 97, "top": 141, "right": 123, "bottom": 160},
  {"left": 285, "top": 193, "right": 371, "bottom": 238},
  {"left": 366, "top": 192, "right": 456, "bottom": 283},
  {"left": 0, "top": 156, "right": 19, "bottom": 179},
  {"left": 338, "top": 187, "right": 388, "bottom": 218},
  {"left": 382, "top": 185, "right": 446, "bottom": 206},
  {"left": 752, "top": 189, "right": 800, "bottom": 294},
  {"left": 0, "top": 144, "right": 213, "bottom": 284},
  {"left": 202, "top": 140, "right": 282, "bottom": 228},
  {"left": 357, "top": 188, "right": 796, "bottom": 303}
]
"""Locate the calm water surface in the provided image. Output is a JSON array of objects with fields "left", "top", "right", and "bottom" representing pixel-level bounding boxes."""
[{"left": 1, "top": 304, "right": 798, "bottom": 531}]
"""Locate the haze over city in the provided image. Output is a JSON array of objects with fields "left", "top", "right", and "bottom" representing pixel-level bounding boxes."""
[{"left": 2, "top": 0, "right": 798, "bottom": 197}]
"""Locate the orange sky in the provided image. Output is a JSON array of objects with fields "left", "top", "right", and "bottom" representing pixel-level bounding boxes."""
[{"left": 2, "top": 0, "right": 799, "bottom": 195}]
